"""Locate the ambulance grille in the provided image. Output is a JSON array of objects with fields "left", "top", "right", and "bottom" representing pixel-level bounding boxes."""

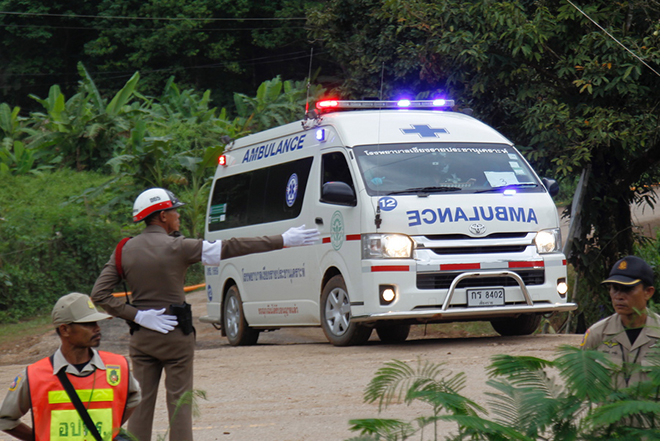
[
  {"left": 416, "top": 269, "right": 545, "bottom": 290},
  {"left": 423, "top": 232, "right": 529, "bottom": 240},
  {"left": 430, "top": 245, "right": 528, "bottom": 255}
]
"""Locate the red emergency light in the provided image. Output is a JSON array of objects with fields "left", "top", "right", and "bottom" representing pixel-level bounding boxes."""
[{"left": 218, "top": 155, "right": 227, "bottom": 166}]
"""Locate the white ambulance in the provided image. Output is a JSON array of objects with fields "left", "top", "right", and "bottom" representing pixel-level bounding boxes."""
[{"left": 201, "top": 99, "right": 577, "bottom": 346}]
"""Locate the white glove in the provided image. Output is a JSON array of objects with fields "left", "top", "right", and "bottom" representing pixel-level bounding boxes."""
[
  {"left": 282, "top": 225, "right": 320, "bottom": 247},
  {"left": 134, "top": 309, "right": 178, "bottom": 334}
]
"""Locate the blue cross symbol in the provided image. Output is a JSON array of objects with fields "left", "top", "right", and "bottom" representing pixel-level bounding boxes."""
[{"left": 400, "top": 124, "right": 449, "bottom": 137}]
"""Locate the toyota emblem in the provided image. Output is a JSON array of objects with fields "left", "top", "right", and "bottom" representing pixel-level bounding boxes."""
[{"left": 469, "top": 223, "right": 487, "bottom": 235}]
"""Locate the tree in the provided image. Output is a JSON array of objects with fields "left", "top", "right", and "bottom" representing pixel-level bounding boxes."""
[
  {"left": 308, "top": 0, "right": 660, "bottom": 326},
  {"left": 0, "top": 0, "right": 316, "bottom": 111}
]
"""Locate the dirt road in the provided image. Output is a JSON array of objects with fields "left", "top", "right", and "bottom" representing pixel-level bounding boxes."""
[{"left": 0, "top": 290, "right": 583, "bottom": 441}]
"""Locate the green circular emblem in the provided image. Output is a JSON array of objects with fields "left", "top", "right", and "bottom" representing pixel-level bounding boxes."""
[{"left": 330, "top": 211, "right": 344, "bottom": 250}]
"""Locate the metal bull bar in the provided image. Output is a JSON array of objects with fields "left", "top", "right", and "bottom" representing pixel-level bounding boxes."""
[
  {"left": 352, "top": 270, "right": 577, "bottom": 323},
  {"left": 442, "top": 270, "right": 532, "bottom": 310}
]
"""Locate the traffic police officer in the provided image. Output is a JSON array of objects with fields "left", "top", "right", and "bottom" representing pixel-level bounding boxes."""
[
  {"left": 0, "top": 293, "right": 141, "bottom": 440},
  {"left": 581, "top": 255, "right": 660, "bottom": 387},
  {"left": 90, "top": 188, "right": 318, "bottom": 441}
]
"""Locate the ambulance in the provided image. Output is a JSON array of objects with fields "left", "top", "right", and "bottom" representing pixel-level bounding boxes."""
[{"left": 201, "top": 99, "right": 577, "bottom": 346}]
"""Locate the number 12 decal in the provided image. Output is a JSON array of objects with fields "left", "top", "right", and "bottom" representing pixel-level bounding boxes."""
[{"left": 378, "top": 197, "right": 398, "bottom": 211}]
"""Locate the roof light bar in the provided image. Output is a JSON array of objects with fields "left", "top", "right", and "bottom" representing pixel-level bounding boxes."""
[{"left": 315, "top": 99, "right": 455, "bottom": 113}]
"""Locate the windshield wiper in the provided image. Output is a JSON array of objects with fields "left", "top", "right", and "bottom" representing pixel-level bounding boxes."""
[
  {"left": 475, "top": 183, "right": 539, "bottom": 193},
  {"left": 387, "top": 186, "right": 462, "bottom": 195}
]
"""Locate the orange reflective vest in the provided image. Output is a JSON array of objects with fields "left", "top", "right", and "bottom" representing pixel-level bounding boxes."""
[{"left": 26, "top": 351, "right": 129, "bottom": 441}]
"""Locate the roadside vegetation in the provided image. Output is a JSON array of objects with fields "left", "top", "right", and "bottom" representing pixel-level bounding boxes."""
[
  {"left": 1, "top": 0, "right": 660, "bottom": 333},
  {"left": 347, "top": 347, "right": 660, "bottom": 440},
  {"left": 0, "top": 68, "right": 324, "bottom": 323}
]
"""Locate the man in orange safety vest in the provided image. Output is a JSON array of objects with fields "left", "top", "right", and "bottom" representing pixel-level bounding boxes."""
[{"left": 0, "top": 293, "right": 141, "bottom": 440}]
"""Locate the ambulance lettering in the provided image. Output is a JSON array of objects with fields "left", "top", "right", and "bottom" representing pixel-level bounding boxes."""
[
  {"left": 242, "top": 134, "right": 307, "bottom": 163},
  {"left": 407, "top": 206, "right": 538, "bottom": 226}
]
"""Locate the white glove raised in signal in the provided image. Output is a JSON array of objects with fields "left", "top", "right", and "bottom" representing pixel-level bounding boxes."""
[
  {"left": 282, "top": 225, "right": 320, "bottom": 247},
  {"left": 134, "top": 308, "right": 178, "bottom": 334}
]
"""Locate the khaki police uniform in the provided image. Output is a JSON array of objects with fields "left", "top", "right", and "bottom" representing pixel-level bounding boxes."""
[
  {"left": 91, "top": 225, "right": 283, "bottom": 441},
  {"left": 0, "top": 348, "right": 141, "bottom": 433},
  {"left": 581, "top": 312, "right": 660, "bottom": 387}
]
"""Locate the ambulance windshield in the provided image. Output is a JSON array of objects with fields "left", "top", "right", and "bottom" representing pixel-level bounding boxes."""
[{"left": 353, "top": 143, "right": 542, "bottom": 196}]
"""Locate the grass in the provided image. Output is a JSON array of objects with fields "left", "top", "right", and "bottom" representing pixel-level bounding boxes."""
[
  {"left": 413, "top": 321, "right": 498, "bottom": 338},
  {"left": 0, "top": 315, "right": 53, "bottom": 347}
]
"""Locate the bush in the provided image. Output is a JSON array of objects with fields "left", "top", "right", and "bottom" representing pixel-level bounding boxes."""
[
  {"left": 349, "top": 347, "right": 660, "bottom": 440},
  {"left": 0, "top": 170, "right": 131, "bottom": 322}
]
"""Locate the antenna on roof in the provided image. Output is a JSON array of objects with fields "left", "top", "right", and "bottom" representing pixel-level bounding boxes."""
[
  {"left": 304, "top": 47, "right": 314, "bottom": 118},
  {"left": 379, "top": 62, "right": 385, "bottom": 101}
]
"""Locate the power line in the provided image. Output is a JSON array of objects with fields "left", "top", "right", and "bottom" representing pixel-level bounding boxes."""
[
  {"left": 565, "top": 0, "right": 660, "bottom": 78},
  {"left": 0, "top": 11, "right": 306, "bottom": 21},
  {"left": 0, "top": 23, "right": 306, "bottom": 32},
  {"left": 2, "top": 49, "right": 326, "bottom": 81}
]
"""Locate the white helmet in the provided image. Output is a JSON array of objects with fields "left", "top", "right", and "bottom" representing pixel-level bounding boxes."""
[{"left": 132, "top": 188, "right": 185, "bottom": 223}]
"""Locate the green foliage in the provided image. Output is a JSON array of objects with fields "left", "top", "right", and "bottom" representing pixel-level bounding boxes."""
[
  {"left": 0, "top": 170, "right": 130, "bottom": 322},
  {"left": 350, "top": 346, "right": 660, "bottom": 440},
  {"left": 234, "top": 75, "right": 324, "bottom": 132},
  {"left": 0, "top": 68, "right": 321, "bottom": 326},
  {"left": 309, "top": 0, "right": 660, "bottom": 328},
  {"left": 26, "top": 64, "right": 144, "bottom": 172},
  {"left": 0, "top": 0, "right": 314, "bottom": 111}
]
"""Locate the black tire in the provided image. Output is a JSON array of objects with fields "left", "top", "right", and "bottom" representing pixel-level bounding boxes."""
[
  {"left": 490, "top": 314, "right": 542, "bottom": 336},
  {"left": 223, "top": 285, "right": 259, "bottom": 346},
  {"left": 320, "top": 275, "right": 372, "bottom": 346},
  {"left": 376, "top": 324, "right": 411, "bottom": 343}
]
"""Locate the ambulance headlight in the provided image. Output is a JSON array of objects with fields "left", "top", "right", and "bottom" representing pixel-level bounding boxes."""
[
  {"left": 534, "top": 229, "right": 561, "bottom": 254},
  {"left": 362, "top": 234, "right": 414, "bottom": 259}
]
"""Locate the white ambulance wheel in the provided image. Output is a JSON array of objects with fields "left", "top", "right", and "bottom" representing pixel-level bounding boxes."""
[
  {"left": 490, "top": 314, "right": 541, "bottom": 336},
  {"left": 223, "top": 285, "right": 259, "bottom": 346},
  {"left": 321, "top": 275, "right": 372, "bottom": 346},
  {"left": 376, "top": 324, "right": 411, "bottom": 343}
]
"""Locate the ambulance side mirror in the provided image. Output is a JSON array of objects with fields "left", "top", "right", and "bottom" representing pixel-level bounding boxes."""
[
  {"left": 321, "top": 181, "right": 357, "bottom": 206},
  {"left": 542, "top": 178, "right": 559, "bottom": 198}
]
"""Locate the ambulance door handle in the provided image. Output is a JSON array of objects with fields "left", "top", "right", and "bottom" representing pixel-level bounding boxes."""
[{"left": 315, "top": 217, "right": 323, "bottom": 225}]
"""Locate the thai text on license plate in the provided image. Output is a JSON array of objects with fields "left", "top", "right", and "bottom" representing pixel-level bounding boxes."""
[{"left": 467, "top": 288, "right": 505, "bottom": 307}]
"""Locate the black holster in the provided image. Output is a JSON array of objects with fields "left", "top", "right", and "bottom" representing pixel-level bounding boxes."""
[
  {"left": 127, "top": 319, "right": 141, "bottom": 335},
  {"left": 171, "top": 302, "right": 194, "bottom": 335}
]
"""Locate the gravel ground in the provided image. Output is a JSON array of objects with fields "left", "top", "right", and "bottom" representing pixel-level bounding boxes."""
[{"left": 0, "top": 290, "right": 583, "bottom": 441}]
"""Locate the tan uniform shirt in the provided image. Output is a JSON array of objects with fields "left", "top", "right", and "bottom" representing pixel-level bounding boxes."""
[
  {"left": 580, "top": 312, "right": 660, "bottom": 387},
  {"left": 91, "top": 225, "right": 284, "bottom": 319},
  {"left": 0, "top": 348, "right": 141, "bottom": 431}
]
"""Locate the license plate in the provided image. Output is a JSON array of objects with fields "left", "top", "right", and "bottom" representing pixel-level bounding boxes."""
[{"left": 467, "top": 288, "right": 505, "bottom": 307}]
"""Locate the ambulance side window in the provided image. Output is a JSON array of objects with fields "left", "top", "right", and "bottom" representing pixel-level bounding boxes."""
[
  {"left": 208, "top": 157, "right": 313, "bottom": 231},
  {"left": 322, "top": 152, "right": 355, "bottom": 191}
]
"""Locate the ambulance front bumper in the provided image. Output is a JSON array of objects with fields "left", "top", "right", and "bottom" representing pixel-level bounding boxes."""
[
  {"left": 352, "top": 269, "right": 577, "bottom": 323},
  {"left": 351, "top": 302, "right": 577, "bottom": 323}
]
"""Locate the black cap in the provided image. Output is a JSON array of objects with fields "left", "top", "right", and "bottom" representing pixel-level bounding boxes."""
[{"left": 602, "top": 255, "right": 654, "bottom": 286}]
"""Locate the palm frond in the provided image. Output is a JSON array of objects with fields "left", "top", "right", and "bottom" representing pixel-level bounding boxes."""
[
  {"left": 440, "top": 414, "right": 534, "bottom": 441},
  {"left": 487, "top": 354, "right": 552, "bottom": 378},
  {"left": 588, "top": 399, "right": 660, "bottom": 426},
  {"left": 554, "top": 345, "right": 615, "bottom": 401},
  {"left": 364, "top": 359, "right": 455, "bottom": 411},
  {"left": 348, "top": 418, "right": 415, "bottom": 440},
  {"left": 408, "top": 389, "right": 485, "bottom": 416}
]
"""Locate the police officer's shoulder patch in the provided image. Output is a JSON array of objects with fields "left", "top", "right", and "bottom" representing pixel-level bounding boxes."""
[
  {"left": 580, "top": 328, "right": 590, "bottom": 347},
  {"left": 107, "top": 365, "right": 121, "bottom": 386},
  {"left": 8, "top": 373, "right": 23, "bottom": 391}
]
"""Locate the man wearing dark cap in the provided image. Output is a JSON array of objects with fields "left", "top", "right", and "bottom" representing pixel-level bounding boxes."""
[
  {"left": 0, "top": 293, "right": 141, "bottom": 440},
  {"left": 580, "top": 255, "right": 660, "bottom": 386}
]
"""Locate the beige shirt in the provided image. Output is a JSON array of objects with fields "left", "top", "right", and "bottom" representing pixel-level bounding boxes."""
[
  {"left": 91, "top": 225, "right": 283, "bottom": 320},
  {"left": 0, "top": 348, "right": 141, "bottom": 431},
  {"left": 580, "top": 312, "right": 660, "bottom": 387}
]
